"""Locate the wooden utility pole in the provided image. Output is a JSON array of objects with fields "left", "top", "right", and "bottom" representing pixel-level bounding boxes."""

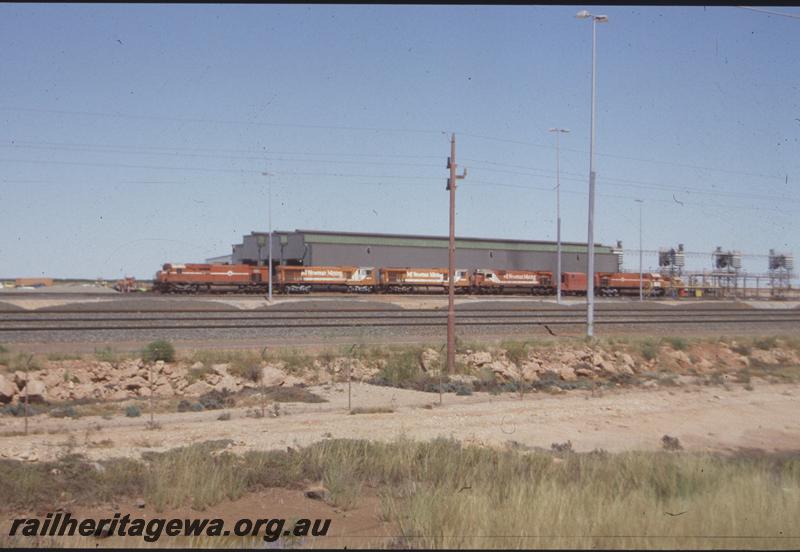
[{"left": 446, "top": 133, "right": 467, "bottom": 377}]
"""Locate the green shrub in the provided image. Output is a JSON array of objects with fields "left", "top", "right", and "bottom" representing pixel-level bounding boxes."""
[
  {"left": 754, "top": 336, "right": 778, "bottom": 351},
  {"left": 261, "top": 386, "right": 326, "bottom": 403},
  {"left": 125, "top": 405, "right": 141, "bottom": 418},
  {"left": 380, "top": 350, "right": 422, "bottom": 387},
  {"left": 735, "top": 370, "right": 751, "bottom": 384},
  {"left": 732, "top": 343, "right": 752, "bottom": 356},
  {"left": 501, "top": 340, "right": 529, "bottom": 365},
  {"left": 663, "top": 337, "right": 689, "bottom": 351},
  {"left": 551, "top": 441, "right": 573, "bottom": 453},
  {"left": 10, "top": 353, "right": 41, "bottom": 372},
  {"left": 640, "top": 340, "right": 659, "bottom": 361},
  {"left": 1, "top": 403, "right": 44, "bottom": 417},
  {"left": 186, "top": 364, "right": 213, "bottom": 384},
  {"left": 46, "top": 353, "right": 82, "bottom": 361},
  {"left": 199, "top": 390, "right": 235, "bottom": 410},
  {"left": 268, "top": 348, "right": 312, "bottom": 373},
  {"left": 142, "top": 340, "right": 175, "bottom": 363},
  {"left": 228, "top": 355, "right": 262, "bottom": 382},
  {"left": 94, "top": 347, "right": 120, "bottom": 364},
  {"left": 657, "top": 375, "right": 679, "bottom": 387},
  {"left": 192, "top": 350, "right": 262, "bottom": 382},
  {"left": 49, "top": 406, "right": 78, "bottom": 419},
  {"left": 349, "top": 406, "right": 394, "bottom": 415}
]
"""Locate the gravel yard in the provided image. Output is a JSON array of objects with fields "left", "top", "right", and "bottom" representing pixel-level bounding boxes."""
[{"left": 2, "top": 381, "right": 798, "bottom": 463}]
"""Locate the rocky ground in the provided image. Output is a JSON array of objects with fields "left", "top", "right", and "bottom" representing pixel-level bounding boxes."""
[
  {"left": 0, "top": 337, "right": 796, "bottom": 406},
  {"left": 1, "top": 336, "right": 799, "bottom": 463},
  {"left": 1, "top": 379, "right": 798, "bottom": 465}
]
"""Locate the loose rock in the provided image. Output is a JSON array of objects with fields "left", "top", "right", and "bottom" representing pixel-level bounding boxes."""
[
  {"left": 0, "top": 374, "right": 18, "bottom": 404},
  {"left": 304, "top": 486, "right": 331, "bottom": 502}
]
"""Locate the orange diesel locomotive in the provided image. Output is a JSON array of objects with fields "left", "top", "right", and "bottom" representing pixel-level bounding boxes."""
[{"left": 153, "top": 263, "right": 668, "bottom": 296}]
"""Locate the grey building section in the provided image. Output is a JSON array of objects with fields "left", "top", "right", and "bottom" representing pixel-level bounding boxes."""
[
  {"left": 205, "top": 254, "right": 233, "bottom": 264},
  {"left": 229, "top": 229, "right": 621, "bottom": 274}
]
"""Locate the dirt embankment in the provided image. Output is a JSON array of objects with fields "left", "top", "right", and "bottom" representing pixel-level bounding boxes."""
[
  {"left": 1, "top": 381, "right": 799, "bottom": 465},
  {"left": 1, "top": 335, "right": 799, "bottom": 464},
  {"left": 1, "top": 336, "right": 797, "bottom": 407}
]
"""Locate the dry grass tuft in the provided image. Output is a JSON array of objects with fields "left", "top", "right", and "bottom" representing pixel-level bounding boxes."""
[
  {"left": 0, "top": 438, "right": 798, "bottom": 549},
  {"left": 349, "top": 406, "right": 395, "bottom": 415}
]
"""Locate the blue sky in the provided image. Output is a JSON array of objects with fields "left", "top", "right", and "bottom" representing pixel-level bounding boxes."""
[{"left": 0, "top": 4, "right": 798, "bottom": 279}]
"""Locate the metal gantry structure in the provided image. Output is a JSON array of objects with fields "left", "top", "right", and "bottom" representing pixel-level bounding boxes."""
[{"left": 768, "top": 249, "right": 794, "bottom": 298}]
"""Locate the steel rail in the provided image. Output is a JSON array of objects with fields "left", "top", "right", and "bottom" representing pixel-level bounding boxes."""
[
  {"left": 1, "top": 317, "right": 799, "bottom": 332},
  {"left": 1, "top": 310, "right": 799, "bottom": 323},
  {"left": 0, "top": 306, "right": 790, "bottom": 315}
]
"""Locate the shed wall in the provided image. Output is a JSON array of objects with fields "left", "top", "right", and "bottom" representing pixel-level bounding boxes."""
[{"left": 232, "top": 231, "right": 619, "bottom": 273}]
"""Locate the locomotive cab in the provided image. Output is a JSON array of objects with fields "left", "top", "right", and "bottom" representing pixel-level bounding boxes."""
[{"left": 352, "top": 267, "right": 375, "bottom": 282}]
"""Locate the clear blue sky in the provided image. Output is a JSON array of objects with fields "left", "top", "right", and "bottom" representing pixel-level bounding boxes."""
[{"left": 0, "top": 4, "right": 798, "bottom": 279}]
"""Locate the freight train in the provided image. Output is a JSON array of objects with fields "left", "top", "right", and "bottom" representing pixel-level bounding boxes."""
[{"left": 152, "top": 263, "right": 671, "bottom": 296}]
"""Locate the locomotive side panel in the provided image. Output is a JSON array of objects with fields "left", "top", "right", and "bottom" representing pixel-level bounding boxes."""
[
  {"left": 379, "top": 267, "right": 469, "bottom": 293},
  {"left": 598, "top": 272, "right": 665, "bottom": 296},
  {"left": 154, "top": 263, "right": 266, "bottom": 293},
  {"left": 561, "top": 272, "right": 587, "bottom": 295},
  {"left": 472, "top": 269, "right": 555, "bottom": 294},
  {"left": 276, "top": 266, "right": 377, "bottom": 293}
]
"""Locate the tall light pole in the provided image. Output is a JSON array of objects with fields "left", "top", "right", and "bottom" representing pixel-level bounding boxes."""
[
  {"left": 261, "top": 170, "right": 274, "bottom": 302},
  {"left": 576, "top": 10, "right": 608, "bottom": 337},
  {"left": 635, "top": 199, "right": 644, "bottom": 301},
  {"left": 548, "top": 128, "right": 570, "bottom": 304}
]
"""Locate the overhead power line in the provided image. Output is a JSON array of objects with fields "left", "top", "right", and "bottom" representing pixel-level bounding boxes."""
[
  {"left": 0, "top": 143, "right": 442, "bottom": 169},
  {"left": 622, "top": 248, "right": 779, "bottom": 259},
  {"left": 0, "top": 106, "right": 447, "bottom": 136},
  {"left": 5, "top": 139, "right": 443, "bottom": 159},
  {"left": 467, "top": 163, "right": 799, "bottom": 204},
  {"left": 3, "top": 140, "right": 795, "bottom": 204},
  {"left": 1, "top": 155, "right": 794, "bottom": 214},
  {"left": 0, "top": 105, "right": 788, "bottom": 181},
  {"left": 467, "top": 178, "right": 791, "bottom": 214},
  {"left": 459, "top": 132, "right": 787, "bottom": 181},
  {"left": 737, "top": 6, "right": 800, "bottom": 20}
]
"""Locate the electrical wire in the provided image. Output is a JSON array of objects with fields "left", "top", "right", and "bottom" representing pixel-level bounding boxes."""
[
  {"left": 459, "top": 131, "right": 787, "bottom": 181},
  {"left": 0, "top": 106, "right": 448, "bottom": 136},
  {"left": 737, "top": 6, "right": 800, "bottom": 20},
  {"left": 3, "top": 140, "right": 795, "bottom": 204},
  {"left": 1, "top": 105, "right": 788, "bottom": 181},
  {"left": 1, "top": 154, "right": 794, "bottom": 214}
]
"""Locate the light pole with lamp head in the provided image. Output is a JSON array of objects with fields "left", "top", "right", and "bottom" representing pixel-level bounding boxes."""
[
  {"left": 548, "top": 128, "right": 570, "bottom": 304},
  {"left": 635, "top": 199, "right": 644, "bottom": 301},
  {"left": 261, "top": 171, "right": 274, "bottom": 302},
  {"left": 576, "top": 9, "right": 608, "bottom": 337}
]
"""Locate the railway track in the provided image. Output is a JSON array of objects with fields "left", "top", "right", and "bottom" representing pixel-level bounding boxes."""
[{"left": 1, "top": 307, "right": 799, "bottom": 332}]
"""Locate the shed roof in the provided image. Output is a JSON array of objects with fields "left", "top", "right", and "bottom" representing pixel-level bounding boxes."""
[{"left": 245, "top": 229, "right": 615, "bottom": 254}]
